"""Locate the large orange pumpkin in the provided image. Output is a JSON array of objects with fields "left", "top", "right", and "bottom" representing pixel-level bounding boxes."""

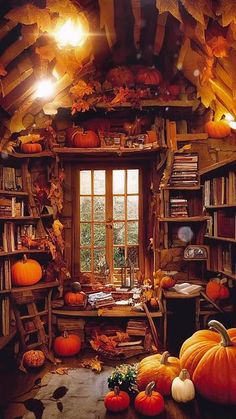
[
  {"left": 104, "top": 386, "right": 130, "bottom": 412},
  {"left": 11, "top": 255, "right": 42, "bottom": 286},
  {"left": 21, "top": 143, "right": 42, "bottom": 153},
  {"left": 205, "top": 120, "right": 231, "bottom": 138},
  {"left": 53, "top": 331, "right": 81, "bottom": 357},
  {"left": 136, "top": 351, "right": 181, "bottom": 395},
  {"left": 134, "top": 381, "right": 165, "bottom": 417},
  {"left": 23, "top": 350, "right": 45, "bottom": 368},
  {"left": 206, "top": 279, "right": 229, "bottom": 301},
  {"left": 66, "top": 128, "right": 100, "bottom": 148},
  {"left": 179, "top": 320, "right": 236, "bottom": 404},
  {"left": 136, "top": 67, "right": 163, "bottom": 85},
  {"left": 106, "top": 67, "right": 134, "bottom": 87}
]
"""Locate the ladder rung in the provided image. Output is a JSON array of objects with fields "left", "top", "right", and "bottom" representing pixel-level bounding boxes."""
[
  {"left": 27, "top": 341, "right": 43, "bottom": 349},
  {"left": 20, "top": 310, "right": 48, "bottom": 320}
]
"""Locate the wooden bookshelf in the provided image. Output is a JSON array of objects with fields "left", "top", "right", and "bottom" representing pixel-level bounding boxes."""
[
  {"left": 0, "top": 216, "right": 40, "bottom": 222},
  {"left": 5, "top": 151, "right": 54, "bottom": 159},
  {"left": 205, "top": 204, "right": 236, "bottom": 209},
  {"left": 0, "top": 249, "right": 49, "bottom": 257},
  {"left": 205, "top": 235, "right": 236, "bottom": 243},
  {"left": 11, "top": 281, "right": 59, "bottom": 293},
  {"left": 159, "top": 216, "right": 209, "bottom": 222},
  {"left": 0, "top": 190, "right": 28, "bottom": 196}
]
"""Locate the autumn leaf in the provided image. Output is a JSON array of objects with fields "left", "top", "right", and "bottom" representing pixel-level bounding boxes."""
[
  {"left": 81, "top": 356, "right": 103, "bottom": 373},
  {"left": 156, "top": 0, "right": 182, "bottom": 23},
  {"left": 70, "top": 80, "right": 94, "bottom": 98},
  {"left": 180, "top": 0, "right": 207, "bottom": 27},
  {"left": 110, "top": 87, "right": 129, "bottom": 105},
  {"left": 6, "top": 4, "right": 52, "bottom": 32},
  {"left": 217, "top": 0, "right": 236, "bottom": 27},
  {"left": 52, "top": 367, "right": 69, "bottom": 375},
  {"left": 52, "top": 386, "right": 68, "bottom": 400},
  {"left": 71, "top": 100, "right": 90, "bottom": 114}
]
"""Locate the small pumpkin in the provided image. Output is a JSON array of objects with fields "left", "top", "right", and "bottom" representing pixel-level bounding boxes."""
[
  {"left": 136, "top": 351, "right": 181, "bottom": 395},
  {"left": 64, "top": 291, "right": 86, "bottom": 306},
  {"left": 206, "top": 279, "right": 229, "bottom": 301},
  {"left": 104, "top": 386, "right": 130, "bottom": 412},
  {"left": 21, "top": 143, "right": 42, "bottom": 154},
  {"left": 134, "top": 381, "right": 165, "bottom": 417},
  {"left": 179, "top": 320, "right": 236, "bottom": 404},
  {"left": 171, "top": 369, "right": 195, "bottom": 403},
  {"left": 53, "top": 331, "right": 81, "bottom": 357},
  {"left": 136, "top": 67, "right": 163, "bottom": 85},
  {"left": 23, "top": 350, "right": 45, "bottom": 368},
  {"left": 66, "top": 128, "right": 100, "bottom": 148},
  {"left": 160, "top": 275, "right": 176, "bottom": 289},
  {"left": 106, "top": 66, "right": 134, "bottom": 87},
  {"left": 205, "top": 120, "right": 231, "bottom": 138},
  {"left": 11, "top": 255, "right": 42, "bottom": 286}
]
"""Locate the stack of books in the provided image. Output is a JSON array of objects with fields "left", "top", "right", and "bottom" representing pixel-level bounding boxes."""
[
  {"left": 170, "top": 197, "right": 188, "bottom": 218},
  {"left": 169, "top": 153, "right": 199, "bottom": 187},
  {"left": 0, "top": 259, "right": 11, "bottom": 290},
  {"left": 126, "top": 320, "right": 149, "bottom": 336},
  {"left": 204, "top": 170, "right": 236, "bottom": 206},
  {"left": 0, "top": 197, "right": 24, "bottom": 217},
  {"left": 88, "top": 292, "right": 115, "bottom": 308},
  {"left": 0, "top": 167, "right": 22, "bottom": 191}
]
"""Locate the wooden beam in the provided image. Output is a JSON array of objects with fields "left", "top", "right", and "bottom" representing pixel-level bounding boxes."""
[
  {"left": 0, "top": 18, "right": 17, "bottom": 41},
  {"left": 0, "top": 73, "right": 36, "bottom": 111},
  {"left": 1, "top": 56, "right": 33, "bottom": 97}
]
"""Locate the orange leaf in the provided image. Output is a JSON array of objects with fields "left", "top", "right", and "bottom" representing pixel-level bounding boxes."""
[
  {"left": 71, "top": 100, "right": 90, "bottom": 114},
  {"left": 156, "top": 0, "right": 182, "bottom": 23},
  {"left": 70, "top": 80, "right": 94, "bottom": 98},
  {"left": 217, "top": 0, "right": 236, "bottom": 27}
]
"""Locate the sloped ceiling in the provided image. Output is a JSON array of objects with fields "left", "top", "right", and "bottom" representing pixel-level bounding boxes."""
[{"left": 0, "top": 0, "right": 236, "bottom": 133}]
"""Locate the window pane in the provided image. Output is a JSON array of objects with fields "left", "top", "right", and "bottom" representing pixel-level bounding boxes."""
[
  {"left": 80, "top": 249, "right": 91, "bottom": 271},
  {"left": 127, "top": 221, "right": 138, "bottom": 244},
  {"left": 94, "top": 171, "right": 105, "bottom": 195},
  {"left": 94, "top": 224, "right": 106, "bottom": 246},
  {"left": 80, "top": 171, "right": 91, "bottom": 194},
  {"left": 127, "top": 169, "right": 139, "bottom": 193},
  {"left": 127, "top": 195, "right": 138, "bottom": 219},
  {"left": 113, "top": 196, "right": 125, "bottom": 220},
  {"left": 80, "top": 223, "right": 91, "bottom": 245},
  {"left": 113, "top": 170, "right": 125, "bottom": 194},
  {"left": 94, "top": 197, "right": 105, "bottom": 221},
  {"left": 114, "top": 247, "right": 125, "bottom": 268},
  {"left": 94, "top": 249, "right": 106, "bottom": 272},
  {"left": 127, "top": 246, "right": 139, "bottom": 267},
  {"left": 80, "top": 197, "right": 91, "bottom": 221},
  {"left": 114, "top": 222, "right": 125, "bottom": 245}
]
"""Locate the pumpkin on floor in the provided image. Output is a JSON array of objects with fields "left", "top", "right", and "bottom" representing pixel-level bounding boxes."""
[
  {"left": 134, "top": 381, "right": 165, "bottom": 417},
  {"left": 21, "top": 143, "right": 42, "bottom": 153},
  {"left": 104, "top": 386, "right": 130, "bottom": 412},
  {"left": 53, "top": 331, "right": 81, "bottom": 357},
  {"left": 136, "top": 351, "right": 181, "bottom": 395},
  {"left": 66, "top": 128, "right": 100, "bottom": 148},
  {"left": 205, "top": 120, "right": 231, "bottom": 138},
  {"left": 23, "top": 350, "right": 45, "bottom": 368},
  {"left": 206, "top": 279, "right": 229, "bottom": 301},
  {"left": 171, "top": 369, "right": 195, "bottom": 403},
  {"left": 11, "top": 255, "right": 42, "bottom": 286},
  {"left": 179, "top": 320, "right": 236, "bottom": 404}
]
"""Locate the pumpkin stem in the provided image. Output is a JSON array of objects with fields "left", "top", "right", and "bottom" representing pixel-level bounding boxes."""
[
  {"left": 23, "top": 254, "right": 28, "bottom": 263},
  {"left": 63, "top": 331, "right": 69, "bottom": 338},
  {"left": 179, "top": 369, "right": 190, "bottom": 381},
  {"left": 208, "top": 320, "right": 233, "bottom": 347},
  {"left": 145, "top": 381, "right": 155, "bottom": 396},
  {"left": 114, "top": 386, "right": 120, "bottom": 396},
  {"left": 160, "top": 351, "right": 170, "bottom": 365}
]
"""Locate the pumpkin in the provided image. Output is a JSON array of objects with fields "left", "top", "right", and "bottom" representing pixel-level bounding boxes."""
[
  {"left": 160, "top": 275, "right": 176, "bottom": 289},
  {"left": 106, "top": 66, "right": 134, "bottom": 87},
  {"left": 179, "top": 320, "right": 236, "bottom": 404},
  {"left": 66, "top": 128, "right": 100, "bottom": 148},
  {"left": 136, "top": 67, "right": 163, "bottom": 85},
  {"left": 23, "top": 350, "right": 45, "bottom": 368},
  {"left": 104, "top": 386, "right": 130, "bottom": 412},
  {"left": 134, "top": 381, "right": 165, "bottom": 417},
  {"left": 21, "top": 143, "right": 42, "bottom": 153},
  {"left": 64, "top": 290, "right": 86, "bottom": 306},
  {"left": 11, "top": 255, "right": 42, "bottom": 286},
  {"left": 205, "top": 120, "right": 231, "bottom": 138},
  {"left": 206, "top": 279, "right": 229, "bottom": 301},
  {"left": 136, "top": 351, "right": 181, "bottom": 395},
  {"left": 53, "top": 331, "right": 81, "bottom": 357},
  {"left": 171, "top": 369, "right": 195, "bottom": 403}
]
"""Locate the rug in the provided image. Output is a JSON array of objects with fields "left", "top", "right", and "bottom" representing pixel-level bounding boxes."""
[{"left": 23, "top": 366, "right": 114, "bottom": 419}]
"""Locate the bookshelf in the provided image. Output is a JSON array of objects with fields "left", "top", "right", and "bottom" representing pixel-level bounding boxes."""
[{"left": 201, "top": 158, "right": 236, "bottom": 281}]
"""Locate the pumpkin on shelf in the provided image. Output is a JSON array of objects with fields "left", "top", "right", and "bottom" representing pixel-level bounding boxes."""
[
  {"left": 136, "top": 67, "right": 163, "bottom": 86},
  {"left": 206, "top": 278, "right": 230, "bottom": 301},
  {"left": 64, "top": 281, "right": 86, "bottom": 306},
  {"left": 21, "top": 143, "right": 42, "bottom": 153},
  {"left": 11, "top": 255, "right": 42, "bottom": 287},
  {"left": 179, "top": 320, "right": 236, "bottom": 404},
  {"left": 205, "top": 120, "right": 231, "bottom": 138},
  {"left": 106, "top": 66, "right": 134, "bottom": 87},
  {"left": 136, "top": 351, "right": 181, "bottom": 396},
  {"left": 104, "top": 386, "right": 130, "bottom": 412},
  {"left": 66, "top": 128, "right": 100, "bottom": 148},
  {"left": 160, "top": 275, "right": 176, "bottom": 289},
  {"left": 171, "top": 369, "right": 195, "bottom": 403},
  {"left": 23, "top": 350, "right": 45, "bottom": 368},
  {"left": 134, "top": 381, "right": 165, "bottom": 417},
  {"left": 53, "top": 331, "right": 81, "bottom": 357}
]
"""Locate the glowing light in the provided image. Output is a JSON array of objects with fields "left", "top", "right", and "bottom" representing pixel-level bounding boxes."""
[
  {"left": 224, "top": 113, "right": 234, "bottom": 122},
  {"left": 55, "top": 18, "right": 87, "bottom": 48},
  {"left": 229, "top": 121, "right": 236, "bottom": 130},
  {"left": 35, "top": 79, "right": 55, "bottom": 99}
]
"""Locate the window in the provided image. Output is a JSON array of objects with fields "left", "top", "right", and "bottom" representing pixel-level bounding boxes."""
[{"left": 75, "top": 168, "right": 142, "bottom": 282}]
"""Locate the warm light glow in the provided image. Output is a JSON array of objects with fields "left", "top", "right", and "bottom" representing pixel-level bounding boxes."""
[
  {"left": 229, "top": 121, "right": 236, "bottom": 130},
  {"left": 35, "top": 79, "right": 55, "bottom": 99},
  {"left": 224, "top": 113, "right": 234, "bottom": 122},
  {"left": 55, "top": 18, "right": 87, "bottom": 48}
]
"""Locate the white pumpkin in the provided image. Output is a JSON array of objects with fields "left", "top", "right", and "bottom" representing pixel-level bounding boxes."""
[{"left": 171, "top": 369, "right": 195, "bottom": 403}]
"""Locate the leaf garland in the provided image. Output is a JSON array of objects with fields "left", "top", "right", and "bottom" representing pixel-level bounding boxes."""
[
  {"left": 217, "top": 0, "right": 236, "bottom": 27},
  {"left": 156, "top": 0, "right": 182, "bottom": 23}
]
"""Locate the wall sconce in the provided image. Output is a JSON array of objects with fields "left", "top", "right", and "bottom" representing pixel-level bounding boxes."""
[
  {"left": 35, "top": 79, "right": 55, "bottom": 99},
  {"left": 55, "top": 18, "right": 87, "bottom": 49}
]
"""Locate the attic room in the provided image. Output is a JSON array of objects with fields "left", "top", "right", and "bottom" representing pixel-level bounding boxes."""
[{"left": 0, "top": 0, "right": 236, "bottom": 418}]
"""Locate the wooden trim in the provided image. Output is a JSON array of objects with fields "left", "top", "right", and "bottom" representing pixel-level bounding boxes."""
[{"left": 200, "top": 157, "right": 236, "bottom": 177}]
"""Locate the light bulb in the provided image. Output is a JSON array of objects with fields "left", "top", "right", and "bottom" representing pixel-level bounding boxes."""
[
  {"left": 224, "top": 113, "right": 234, "bottom": 122},
  {"left": 35, "top": 79, "right": 55, "bottom": 99}
]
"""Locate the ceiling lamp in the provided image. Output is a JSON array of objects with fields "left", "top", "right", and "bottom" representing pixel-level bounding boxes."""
[
  {"left": 35, "top": 79, "right": 55, "bottom": 99},
  {"left": 55, "top": 18, "right": 87, "bottom": 48},
  {"left": 224, "top": 113, "right": 234, "bottom": 122}
]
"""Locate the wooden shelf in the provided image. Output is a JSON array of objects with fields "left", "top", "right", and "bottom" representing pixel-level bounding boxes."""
[
  {"left": 0, "top": 190, "right": 28, "bottom": 196},
  {"left": 205, "top": 235, "right": 236, "bottom": 243},
  {"left": 176, "top": 133, "right": 208, "bottom": 142},
  {"left": 200, "top": 157, "right": 236, "bottom": 177},
  {"left": 159, "top": 216, "right": 209, "bottom": 222},
  {"left": 52, "top": 308, "right": 162, "bottom": 318},
  {"left": 4, "top": 151, "right": 54, "bottom": 159},
  {"left": 96, "top": 99, "right": 199, "bottom": 109},
  {"left": 205, "top": 204, "right": 236, "bottom": 209},
  {"left": 0, "top": 329, "right": 16, "bottom": 350},
  {"left": 11, "top": 281, "right": 59, "bottom": 293},
  {"left": 0, "top": 216, "right": 39, "bottom": 222},
  {"left": 0, "top": 249, "right": 49, "bottom": 257},
  {"left": 160, "top": 185, "right": 201, "bottom": 190},
  {"left": 0, "top": 289, "right": 11, "bottom": 294},
  {"left": 53, "top": 146, "right": 165, "bottom": 159}
]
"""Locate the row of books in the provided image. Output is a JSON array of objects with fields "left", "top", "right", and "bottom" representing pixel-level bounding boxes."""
[
  {"left": 1, "top": 297, "right": 10, "bottom": 336},
  {"left": 170, "top": 197, "right": 188, "bottom": 218},
  {"left": 0, "top": 223, "right": 37, "bottom": 252},
  {"left": 169, "top": 153, "right": 199, "bottom": 187},
  {"left": 0, "top": 166, "right": 22, "bottom": 191},
  {"left": 209, "top": 243, "right": 236, "bottom": 277},
  {"left": 204, "top": 171, "right": 236, "bottom": 206},
  {"left": 0, "top": 197, "right": 25, "bottom": 217},
  {"left": 0, "top": 259, "right": 11, "bottom": 290},
  {"left": 206, "top": 211, "right": 236, "bottom": 239}
]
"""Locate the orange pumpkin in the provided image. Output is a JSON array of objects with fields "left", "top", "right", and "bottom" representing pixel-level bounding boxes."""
[
  {"left": 53, "top": 331, "right": 81, "bottom": 357},
  {"left": 23, "top": 350, "right": 45, "bottom": 368},
  {"left": 104, "top": 386, "right": 130, "bottom": 412},
  {"left": 11, "top": 255, "right": 42, "bottom": 286},
  {"left": 134, "top": 381, "right": 165, "bottom": 417},
  {"left": 136, "top": 67, "right": 163, "bottom": 85},
  {"left": 136, "top": 351, "right": 181, "bottom": 395},
  {"left": 21, "top": 143, "right": 42, "bottom": 153},
  {"left": 179, "top": 320, "right": 236, "bottom": 404},
  {"left": 66, "top": 128, "right": 100, "bottom": 148},
  {"left": 64, "top": 291, "right": 86, "bottom": 306},
  {"left": 106, "top": 66, "right": 134, "bottom": 87},
  {"left": 206, "top": 280, "right": 229, "bottom": 301},
  {"left": 205, "top": 120, "right": 231, "bottom": 138},
  {"left": 160, "top": 275, "right": 176, "bottom": 289}
]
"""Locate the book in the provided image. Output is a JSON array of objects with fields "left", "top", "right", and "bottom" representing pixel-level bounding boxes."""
[{"left": 173, "top": 283, "right": 202, "bottom": 294}]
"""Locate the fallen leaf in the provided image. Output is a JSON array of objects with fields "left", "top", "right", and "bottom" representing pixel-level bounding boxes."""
[
  {"left": 52, "top": 367, "right": 69, "bottom": 375},
  {"left": 81, "top": 356, "right": 103, "bottom": 373}
]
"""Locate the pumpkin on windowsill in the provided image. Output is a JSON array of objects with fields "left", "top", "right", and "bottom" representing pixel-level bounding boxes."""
[{"left": 64, "top": 281, "right": 86, "bottom": 307}]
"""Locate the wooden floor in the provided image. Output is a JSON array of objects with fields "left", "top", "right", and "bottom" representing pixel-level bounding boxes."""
[{"left": 0, "top": 352, "right": 236, "bottom": 419}]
